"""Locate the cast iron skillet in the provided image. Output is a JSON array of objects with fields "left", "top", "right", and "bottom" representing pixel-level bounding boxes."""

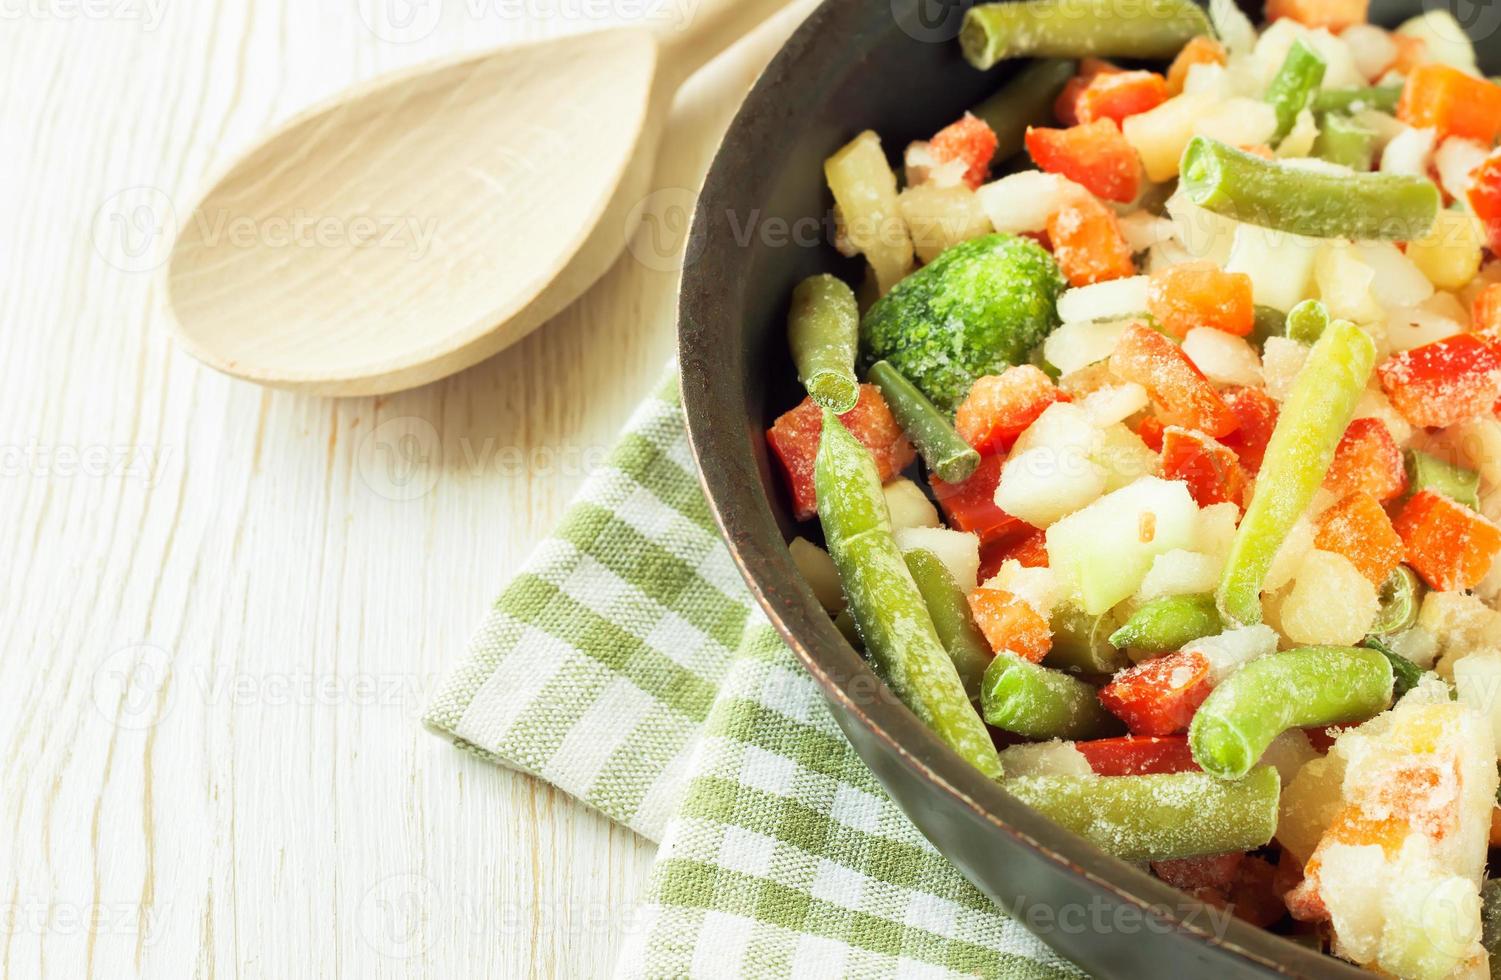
[{"left": 679, "top": 2, "right": 1500, "bottom": 975}]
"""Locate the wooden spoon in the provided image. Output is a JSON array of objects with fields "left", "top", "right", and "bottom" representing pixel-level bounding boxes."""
[{"left": 164, "top": 0, "right": 792, "bottom": 396}]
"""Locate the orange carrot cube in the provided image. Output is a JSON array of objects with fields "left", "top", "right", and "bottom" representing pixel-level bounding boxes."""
[
  {"left": 1109, "top": 323, "right": 1240, "bottom": 437},
  {"left": 1466, "top": 149, "right": 1501, "bottom": 253},
  {"left": 929, "top": 112, "right": 999, "bottom": 190},
  {"left": 1323, "top": 417, "right": 1407, "bottom": 502},
  {"left": 967, "top": 588, "right": 1052, "bottom": 661},
  {"left": 767, "top": 385, "right": 916, "bottom": 520},
  {"left": 1099, "top": 650, "right": 1213, "bottom": 736},
  {"left": 1397, "top": 63, "right": 1501, "bottom": 145},
  {"left": 1025, "top": 120, "right": 1142, "bottom": 203},
  {"left": 1054, "top": 58, "right": 1122, "bottom": 127},
  {"left": 955, "top": 365, "right": 1066, "bottom": 455},
  {"left": 1315, "top": 491, "right": 1405, "bottom": 586},
  {"left": 1166, "top": 37, "right": 1227, "bottom": 96},
  {"left": 1047, "top": 195, "right": 1137, "bottom": 286},
  {"left": 929, "top": 455, "right": 1025, "bottom": 546},
  {"left": 1377, "top": 333, "right": 1501, "bottom": 428},
  {"left": 1076, "top": 70, "right": 1169, "bottom": 127},
  {"left": 1265, "top": 0, "right": 1368, "bottom": 30},
  {"left": 1146, "top": 260, "right": 1255, "bottom": 338},
  {"left": 1393, "top": 489, "right": 1501, "bottom": 591},
  {"left": 1160, "top": 426, "right": 1248, "bottom": 510},
  {"left": 1219, "top": 387, "right": 1278, "bottom": 474},
  {"left": 1472, "top": 282, "right": 1501, "bottom": 335}
]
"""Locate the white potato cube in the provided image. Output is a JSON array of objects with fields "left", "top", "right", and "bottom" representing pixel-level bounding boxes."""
[
  {"left": 1386, "top": 626, "right": 1441, "bottom": 670},
  {"left": 1407, "top": 209, "right": 1483, "bottom": 292},
  {"left": 1453, "top": 651, "right": 1501, "bottom": 750},
  {"left": 1435, "top": 137, "right": 1489, "bottom": 202},
  {"left": 1187, "top": 624, "right": 1280, "bottom": 685},
  {"left": 1117, "top": 211, "right": 1176, "bottom": 253},
  {"left": 1276, "top": 109, "right": 1320, "bottom": 158},
  {"left": 1057, "top": 276, "right": 1150, "bottom": 323},
  {"left": 1136, "top": 549, "right": 1222, "bottom": 601},
  {"left": 1382, "top": 125, "right": 1437, "bottom": 177},
  {"left": 1043, "top": 319, "right": 1132, "bottom": 376},
  {"left": 994, "top": 448, "right": 1106, "bottom": 528},
  {"left": 903, "top": 140, "right": 967, "bottom": 189},
  {"left": 1225, "top": 223, "right": 1318, "bottom": 311},
  {"left": 825, "top": 131, "right": 913, "bottom": 294},
  {"left": 898, "top": 184, "right": 994, "bottom": 264},
  {"left": 1261, "top": 337, "right": 1311, "bottom": 402},
  {"left": 1421, "top": 591, "right": 1501, "bottom": 677},
  {"left": 1196, "top": 502, "right": 1241, "bottom": 560},
  {"left": 1182, "top": 328, "right": 1263, "bottom": 387},
  {"left": 883, "top": 477, "right": 940, "bottom": 530},
  {"left": 1264, "top": 514, "right": 1317, "bottom": 594},
  {"left": 790, "top": 537, "right": 845, "bottom": 614},
  {"left": 1396, "top": 9, "right": 1480, "bottom": 73},
  {"left": 1384, "top": 298, "right": 1466, "bottom": 352},
  {"left": 1353, "top": 388, "right": 1414, "bottom": 446},
  {"left": 984, "top": 559, "right": 1063, "bottom": 619},
  {"left": 1193, "top": 97, "right": 1278, "bottom": 148},
  {"left": 1079, "top": 384, "right": 1149, "bottom": 427},
  {"left": 1258, "top": 729, "right": 1319, "bottom": 785},
  {"left": 893, "top": 527, "right": 981, "bottom": 592},
  {"left": 1011, "top": 402, "right": 1102, "bottom": 458},
  {"left": 1341, "top": 24, "right": 1399, "bottom": 81},
  {"left": 1165, "top": 190, "right": 1239, "bottom": 266},
  {"left": 1355, "top": 241, "right": 1436, "bottom": 308},
  {"left": 1315, "top": 241, "right": 1385, "bottom": 324},
  {"left": 997, "top": 740, "right": 1094, "bottom": 777},
  {"left": 1093, "top": 424, "right": 1159, "bottom": 492},
  {"left": 1254, "top": 20, "right": 1364, "bottom": 89},
  {"left": 1277, "top": 753, "right": 1349, "bottom": 863},
  {"left": 1279, "top": 549, "right": 1379, "bottom": 645},
  {"left": 977, "top": 171, "right": 1085, "bottom": 235},
  {"left": 1123, "top": 92, "right": 1219, "bottom": 182}
]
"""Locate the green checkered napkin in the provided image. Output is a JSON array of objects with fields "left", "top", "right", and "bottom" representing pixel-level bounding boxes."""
[{"left": 424, "top": 375, "right": 1085, "bottom": 979}]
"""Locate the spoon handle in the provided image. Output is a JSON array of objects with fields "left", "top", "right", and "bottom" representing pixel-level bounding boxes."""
[{"left": 652, "top": 0, "right": 801, "bottom": 86}]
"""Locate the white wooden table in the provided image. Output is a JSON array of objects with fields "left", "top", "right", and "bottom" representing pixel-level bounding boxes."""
[{"left": 0, "top": 3, "right": 781, "bottom": 975}]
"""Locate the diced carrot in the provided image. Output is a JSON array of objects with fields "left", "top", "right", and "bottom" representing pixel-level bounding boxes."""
[
  {"left": 1241, "top": 143, "right": 1276, "bottom": 160},
  {"left": 1099, "top": 650, "right": 1213, "bottom": 736},
  {"left": 1076, "top": 70, "right": 1169, "bottom": 127},
  {"left": 1166, "top": 36, "right": 1227, "bottom": 96},
  {"left": 1219, "top": 387, "right": 1278, "bottom": 474},
  {"left": 1322, "top": 417, "right": 1407, "bottom": 502},
  {"left": 929, "top": 112, "right": 999, "bottom": 190},
  {"left": 1394, "top": 489, "right": 1501, "bottom": 591},
  {"left": 1075, "top": 735, "right": 1199, "bottom": 775},
  {"left": 1397, "top": 63, "right": 1501, "bottom": 145},
  {"left": 1390, "top": 33, "right": 1428, "bottom": 76},
  {"left": 1109, "top": 323, "right": 1240, "bottom": 437},
  {"left": 930, "top": 455, "right": 1027, "bottom": 546},
  {"left": 1134, "top": 414, "right": 1166, "bottom": 452},
  {"left": 1146, "top": 261, "right": 1255, "bottom": 338},
  {"left": 979, "top": 527, "right": 1049, "bottom": 583},
  {"left": 1376, "top": 333, "right": 1501, "bottom": 428},
  {"left": 1047, "top": 195, "right": 1136, "bottom": 286},
  {"left": 1153, "top": 852, "right": 1244, "bottom": 894},
  {"left": 1160, "top": 426, "right": 1248, "bottom": 510},
  {"left": 955, "top": 366, "right": 1066, "bottom": 455},
  {"left": 767, "top": 385, "right": 916, "bottom": 521},
  {"left": 967, "top": 588, "right": 1052, "bottom": 661},
  {"left": 1466, "top": 149, "right": 1501, "bottom": 253},
  {"left": 1265, "top": 0, "right": 1368, "bottom": 31},
  {"left": 1025, "top": 120, "right": 1142, "bottom": 203},
  {"left": 1472, "top": 282, "right": 1501, "bottom": 334},
  {"left": 1054, "top": 58, "right": 1123, "bottom": 127},
  {"left": 1315, "top": 491, "right": 1405, "bottom": 586}
]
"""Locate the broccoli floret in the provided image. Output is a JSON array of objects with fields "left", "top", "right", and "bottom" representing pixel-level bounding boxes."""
[{"left": 860, "top": 233, "right": 1066, "bottom": 412}]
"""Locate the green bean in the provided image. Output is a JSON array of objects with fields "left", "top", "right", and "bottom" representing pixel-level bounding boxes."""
[
  {"left": 1189, "top": 646, "right": 1393, "bottom": 779},
  {"left": 1108, "top": 593, "right": 1222, "bottom": 654},
  {"left": 1313, "top": 113, "right": 1376, "bottom": 172},
  {"left": 1218, "top": 320, "right": 1376, "bottom": 626},
  {"left": 1311, "top": 83, "right": 1403, "bottom": 115},
  {"left": 788, "top": 274, "right": 860, "bottom": 413},
  {"left": 1265, "top": 40, "right": 1326, "bottom": 143},
  {"left": 868, "top": 360, "right": 980, "bottom": 484},
  {"left": 971, "top": 58, "right": 1077, "bottom": 161},
  {"left": 1362, "top": 636, "right": 1428, "bottom": 700},
  {"left": 1249, "top": 304, "right": 1287, "bottom": 350},
  {"left": 905, "top": 548, "right": 992, "bottom": 704},
  {"left": 1046, "top": 604, "right": 1128, "bottom": 674},
  {"left": 815, "top": 411, "right": 1003, "bottom": 779},
  {"left": 1179, "top": 137, "right": 1440, "bottom": 240},
  {"left": 1370, "top": 565, "right": 1423, "bottom": 637},
  {"left": 982, "top": 652, "right": 1123, "bottom": 739},
  {"left": 1285, "top": 298, "right": 1329, "bottom": 345},
  {"left": 1004, "top": 767, "right": 1281, "bottom": 861},
  {"left": 1405, "top": 449, "right": 1481, "bottom": 510},
  {"left": 960, "top": 0, "right": 1210, "bottom": 70}
]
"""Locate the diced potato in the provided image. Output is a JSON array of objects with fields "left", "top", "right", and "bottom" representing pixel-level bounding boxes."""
[
  {"left": 1042, "top": 319, "right": 1132, "bottom": 376},
  {"left": 1384, "top": 296, "right": 1466, "bottom": 352},
  {"left": 1196, "top": 502, "right": 1240, "bottom": 560},
  {"left": 1136, "top": 548, "right": 1222, "bottom": 601},
  {"left": 1420, "top": 591, "right": 1501, "bottom": 678},
  {"left": 1192, "top": 96, "right": 1278, "bottom": 147},
  {"left": 1377, "top": 872, "right": 1484, "bottom": 980},
  {"left": 789, "top": 537, "right": 845, "bottom": 614},
  {"left": 1386, "top": 626, "right": 1441, "bottom": 670},
  {"left": 976, "top": 171, "right": 1084, "bottom": 235},
  {"left": 1380, "top": 125, "right": 1437, "bottom": 177},
  {"left": 883, "top": 477, "right": 940, "bottom": 530},
  {"left": 1079, "top": 383, "right": 1149, "bottom": 427},
  {"left": 1275, "top": 108, "right": 1319, "bottom": 158},
  {"left": 1117, "top": 211, "right": 1176, "bottom": 254},
  {"left": 1315, "top": 242, "right": 1385, "bottom": 324},
  {"left": 1277, "top": 753, "right": 1348, "bottom": 864},
  {"left": 1406, "top": 209, "right": 1484, "bottom": 292},
  {"left": 898, "top": 184, "right": 994, "bottom": 264},
  {"left": 1353, "top": 108, "right": 1405, "bottom": 154},
  {"left": 1056, "top": 276, "right": 1150, "bottom": 323},
  {"left": 1264, "top": 513, "right": 1317, "bottom": 592},
  {"left": 1279, "top": 549, "right": 1379, "bottom": 645},
  {"left": 1046, "top": 477, "right": 1200, "bottom": 614},
  {"left": 1011, "top": 402, "right": 1102, "bottom": 457},
  {"left": 1165, "top": 190, "right": 1238, "bottom": 266},
  {"left": 1453, "top": 651, "right": 1501, "bottom": 749},
  {"left": 1396, "top": 9, "right": 1480, "bottom": 74},
  {"left": 903, "top": 140, "right": 967, "bottom": 189},
  {"left": 1257, "top": 729, "right": 1319, "bottom": 785},
  {"left": 1209, "top": 0, "right": 1256, "bottom": 56},
  {"left": 1261, "top": 337, "right": 1311, "bottom": 402},
  {"left": 1182, "top": 328, "right": 1263, "bottom": 387},
  {"left": 1123, "top": 91, "right": 1219, "bottom": 182},
  {"left": 825, "top": 131, "right": 914, "bottom": 294},
  {"left": 1185, "top": 624, "right": 1279, "bottom": 684},
  {"left": 1341, "top": 24, "right": 1398, "bottom": 81},
  {"left": 1434, "top": 137, "right": 1489, "bottom": 202},
  {"left": 1093, "top": 423, "right": 1159, "bottom": 492},
  {"left": 892, "top": 526, "right": 981, "bottom": 592},
  {"left": 1225, "top": 223, "right": 1318, "bottom": 311},
  {"left": 1353, "top": 387, "right": 1413, "bottom": 445},
  {"left": 996, "top": 740, "right": 1094, "bottom": 777},
  {"left": 984, "top": 559, "right": 1063, "bottom": 619},
  {"left": 1253, "top": 20, "right": 1364, "bottom": 89},
  {"left": 994, "top": 448, "right": 1106, "bottom": 528}
]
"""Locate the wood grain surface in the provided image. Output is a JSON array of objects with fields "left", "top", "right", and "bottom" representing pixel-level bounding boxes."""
[{"left": 0, "top": 2, "right": 789, "bottom": 975}]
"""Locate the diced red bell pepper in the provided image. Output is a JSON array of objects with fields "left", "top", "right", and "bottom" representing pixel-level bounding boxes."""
[
  {"left": 1468, "top": 149, "right": 1501, "bottom": 253},
  {"left": 1109, "top": 323, "right": 1240, "bottom": 438},
  {"left": 1153, "top": 852, "right": 1245, "bottom": 894},
  {"left": 1220, "top": 856, "right": 1285, "bottom": 927},
  {"left": 1098, "top": 650, "right": 1213, "bottom": 736},
  {"left": 1160, "top": 426, "right": 1248, "bottom": 510},
  {"left": 1047, "top": 195, "right": 1137, "bottom": 287},
  {"left": 1394, "top": 489, "right": 1501, "bottom": 591},
  {"left": 1054, "top": 58, "right": 1123, "bottom": 127},
  {"left": 1134, "top": 414, "right": 1166, "bottom": 452},
  {"left": 1376, "top": 333, "right": 1501, "bottom": 429},
  {"left": 1166, "top": 36, "right": 1226, "bottom": 96},
  {"left": 1146, "top": 261, "right": 1255, "bottom": 338},
  {"left": 1322, "top": 417, "right": 1407, "bottom": 503},
  {"left": 1472, "top": 282, "right": 1501, "bottom": 335},
  {"left": 1314, "top": 491, "right": 1405, "bottom": 586},
  {"left": 1265, "top": 0, "right": 1368, "bottom": 30},
  {"left": 1218, "top": 387, "right": 1278, "bottom": 474},
  {"left": 954, "top": 366, "right": 1066, "bottom": 455},
  {"left": 929, "top": 112, "right": 999, "bottom": 190},
  {"left": 1397, "top": 63, "right": 1501, "bottom": 145},
  {"left": 967, "top": 588, "right": 1052, "bottom": 662},
  {"left": 979, "top": 527, "right": 1049, "bottom": 582},
  {"left": 1026, "top": 119, "right": 1142, "bottom": 203},
  {"left": 767, "top": 385, "right": 916, "bottom": 521},
  {"left": 1075, "top": 735, "right": 1199, "bottom": 775},
  {"left": 1075, "top": 70, "right": 1169, "bottom": 128},
  {"left": 930, "top": 455, "right": 1027, "bottom": 546}
]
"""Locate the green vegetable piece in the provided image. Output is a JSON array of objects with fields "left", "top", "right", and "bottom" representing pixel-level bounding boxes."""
[
  {"left": 1405, "top": 449, "right": 1481, "bottom": 510},
  {"left": 1046, "top": 604, "right": 1129, "bottom": 674},
  {"left": 1004, "top": 767, "right": 1281, "bottom": 861},
  {"left": 1189, "top": 646, "right": 1394, "bottom": 779},
  {"left": 1370, "top": 565, "right": 1423, "bottom": 637},
  {"left": 1108, "top": 593, "right": 1222, "bottom": 654},
  {"left": 1218, "top": 320, "right": 1376, "bottom": 626},
  {"left": 1311, "top": 83, "right": 1403, "bottom": 115},
  {"left": 1265, "top": 40, "right": 1326, "bottom": 143},
  {"left": 1362, "top": 635, "right": 1428, "bottom": 700},
  {"left": 981, "top": 652, "right": 1124, "bottom": 739},
  {"left": 868, "top": 360, "right": 981, "bottom": 484},
  {"left": 960, "top": 0, "right": 1211, "bottom": 69},
  {"left": 1249, "top": 304, "right": 1287, "bottom": 350},
  {"left": 905, "top": 548, "right": 992, "bottom": 704},
  {"left": 1313, "top": 113, "right": 1376, "bottom": 172},
  {"left": 815, "top": 411, "right": 1002, "bottom": 778},
  {"left": 860, "top": 233, "right": 1066, "bottom": 412},
  {"left": 971, "top": 58, "right": 1077, "bottom": 161},
  {"left": 1179, "top": 137, "right": 1441, "bottom": 241},
  {"left": 1285, "top": 298, "right": 1329, "bottom": 345},
  {"left": 788, "top": 274, "right": 861, "bottom": 412}
]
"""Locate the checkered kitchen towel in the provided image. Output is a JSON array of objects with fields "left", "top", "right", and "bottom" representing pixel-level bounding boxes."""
[{"left": 424, "top": 374, "right": 1084, "bottom": 978}]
